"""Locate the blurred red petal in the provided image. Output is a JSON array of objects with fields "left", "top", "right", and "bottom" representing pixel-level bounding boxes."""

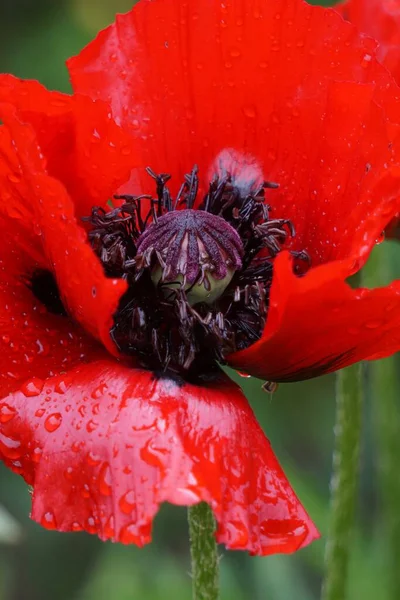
[
  {"left": 0, "top": 105, "right": 127, "bottom": 350},
  {"left": 337, "top": 0, "right": 400, "bottom": 85},
  {"left": 0, "top": 360, "right": 318, "bottom": 555},
  {"left": 228, "top": 252, "right": 400, "bottom": 381},
  {"left": 0, "top": 74, "right": 136, "bottom": 218}
]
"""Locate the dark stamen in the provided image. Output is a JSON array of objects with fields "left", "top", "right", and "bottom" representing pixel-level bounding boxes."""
[{"left": 85, "top": 166, "right": 310, "bottom": 378}]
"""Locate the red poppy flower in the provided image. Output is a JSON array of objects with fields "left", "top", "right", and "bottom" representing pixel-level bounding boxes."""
[{"left": 1, "top": 0, "right": 400, "bottom": 556}]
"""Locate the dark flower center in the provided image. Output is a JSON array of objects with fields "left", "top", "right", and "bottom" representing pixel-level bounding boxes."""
[
  {"left": 29, "top": 270, "right": 67, "bottom": 316},
  {"left": 86, "top": 166, "right": 310, "bottom": 379}
]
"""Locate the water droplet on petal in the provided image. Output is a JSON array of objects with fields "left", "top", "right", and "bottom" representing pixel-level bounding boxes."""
[
  {"left": 119, "top": 523, "right": 141, "bottom": 544},
  {"left": 119, "top": 490, "right": 136, "bottom": 515},
  {"left": 41, "top": 511, "right": 57, "bottom": 530},
  {"left": 64, "top": 466, "right": 74, "bottom": 480},
  {"left": 98, "top": 462, "right": 112, "bottom": 496},
  {"left": 225, "top": 519, "right": 249, "bottom": 546},
  {"left": 54, "top": 380, "right": 68, "bottom": 394},
  {"left": 0, "top": 432, "right": 22, "bottom": 459},
  {"left": 86, "top": 451, "right": 102, "bottom": 466},
  {"left": 242, "top": 104, "right": 257, "bottom": 118},
  {"left": 91, "top": 383, "right": 108, "bottom": 399},
  {"left": 140, "top": 440, "right": 168, "bottom": 470},
  {"left": 229, "top": 47, "right": 241, "bottom": 58},
  {"left": 21, "top": 378, "right": 44, "bottom": 397},
  {"left": 104, "top": 516, "right": 115, "bottom": 538},
  {"left": 44, "top": 413, "right": 62, "bottom": 433},
  {"left": 361, "top": 53, "right": 372, "bottom": 68},
  {"left": 86, "top": 419, "right": 99, "bottom": 433},
  {"left": 8, "top": 173, "right": 21, "bottom": 184},
  {"left": 86, "top": 516, "right": 98, "bottom": 534},
  {"left": 365, "top": 320, "right": 382, "bottom": 329},
  {"left": 32, "top": 447, "right": 42, "bottom": 463},
  {"left": 35, "top": 408, "right": 46, "bottom": 418},
  {"left": 0, "top": 403, "right": 16, "bottom": 423}
]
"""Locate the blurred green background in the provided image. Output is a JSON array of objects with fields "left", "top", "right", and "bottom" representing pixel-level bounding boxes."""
[{"left": 0, "top": 1, "right": 395, "bottom": 599}]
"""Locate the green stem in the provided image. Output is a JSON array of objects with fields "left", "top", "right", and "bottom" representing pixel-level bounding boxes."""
[
  {"left": 321, "top": 362, "right": 363, "bottom": 600},
  {"left": 365, "top": 244, "right": 400, "bottom": 599},
  {"left": 372, "top": 354, "right": 400, "bottom": 597},
  {"left": 188, "top": 503, "right": 220, "bottom": 600}
]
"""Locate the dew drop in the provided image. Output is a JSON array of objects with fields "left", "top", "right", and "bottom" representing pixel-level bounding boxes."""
[
  {"left": 98, "top": 462, "right": 112, "bottom": 496},
  {"left": 21, "top": 378, "right": 45, "bottom": 397},
  {"left": 91, "top": 383, "right": 108, "bottom": 399},
  {"left": 86, "top": 516, "right": 98, "bottom": 534},
  {"left": 140, "top": 440, "right": 168, "bottom": 470},
  {"left": 35, "top": 408, "right": 46, "bottom": 418},
  {"left": 86, "top": 419, "right": 99, "bottom": 433},
  {"left": 242, "top": 104, "right": 257, "bottom": 118},
  {"left": 229, "top": 47, "right": 241, "bottom": 58},
  {"left": 7, "top": 173, "right": 21, "bottom": 184},
  {"left": 41, "top": 511, "right": 57, "bottom": 530},
  {"left": 226, "top": 519, "right": 249, "bottom": 546},
  {"left": 119, "top": 523, "right": 140, "bottom": 544},
  {"left": 0, "top": 433, "right": 22, "bottom": 459},
  {"left": 64, "top": 466, "right": 74, "bottom": 480},
  {"left": 32, "top": 447, "right": 42, "bottom": 462},
  {"left": 81, "top": 484, "right": 91, "bottom": 499},
  {"left": 44, "top": 413, "right": 62, "bottom": 433},
  {"left": 71, "top": 522, "right": 83, "bottom": 532},
  {"left": 361, "top": 53, "right": 372, "bottom": 68},
  {"left": 0, "top": 403, "right": 16, "bottom": 423},
  {"left": 86, "top": 451, "right": 101, "bottom": 466},
  {"left": 119, "top": 490, "right": 136, "bottom": 515},
  {"left": 104, "top": 516, "right": 115, "bottom": 538},
  {"left": 365, "top": 320, "right": 382, "bottom": 329},
  {"left": 54, "top": 380, "right": 68, "bottom": 394}
]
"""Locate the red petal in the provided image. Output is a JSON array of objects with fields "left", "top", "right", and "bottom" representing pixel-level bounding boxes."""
[
  {"left": 0, "top": 74, "right": 136, "bottom": 218},
  {"left": 337, "top": 0, "right": 400, "bottom": 85},
  {"left": 0, "top": 105, "right": 127, "bottom": 349},
  {"left": 0, "top": 360, "right": 318, "bottom": 555},
  {"left": 0, "top": 106, "right": 104, "bottom": 396},
  {"left": 0, "top": 154, "right": 105, "bottom": 395},
  {"left": 68, "top": 0, "right": 400, "bottom": 263},
  {"left": 228, "top": 251, "right": 400, "bottom": 381}
]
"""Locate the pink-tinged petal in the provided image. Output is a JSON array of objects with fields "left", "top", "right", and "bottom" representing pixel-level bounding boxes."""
[{"left": 0, "top": 360, "right": 319, "bottom": 555}]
